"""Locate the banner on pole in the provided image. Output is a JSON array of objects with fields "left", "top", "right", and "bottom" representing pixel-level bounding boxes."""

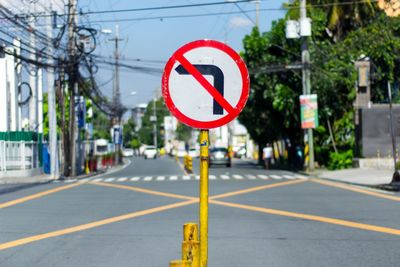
[{"left": 300, "top": 94, "right": 319, "bottom": 129}]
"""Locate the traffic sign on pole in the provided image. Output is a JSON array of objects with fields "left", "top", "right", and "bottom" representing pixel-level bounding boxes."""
[
  {"left": 162, "top": 39, "right": 249, "bottom": 129},
  {"left": 162, "top": 40, "right": 249, "bottom": 267}
]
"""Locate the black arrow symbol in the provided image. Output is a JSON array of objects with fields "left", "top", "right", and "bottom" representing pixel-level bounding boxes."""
[{"left": 175, "top": 64, "right": 224, "bottom": 115}]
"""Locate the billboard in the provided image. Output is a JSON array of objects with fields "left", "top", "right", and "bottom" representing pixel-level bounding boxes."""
[{"left": 300, "top": 94, "right": 319, "bottom": 129}]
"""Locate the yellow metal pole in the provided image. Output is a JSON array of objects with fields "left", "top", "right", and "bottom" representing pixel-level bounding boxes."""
[{"left": 199, "top": 130, "right": 209, "bottom": 267}]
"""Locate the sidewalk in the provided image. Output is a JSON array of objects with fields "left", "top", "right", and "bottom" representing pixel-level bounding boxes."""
[
  {"left": 313, "top": 168, "right": 400, "bottom": 192},
  {"left": 0, "top": 159, "right": 131, "bottom": 185}
]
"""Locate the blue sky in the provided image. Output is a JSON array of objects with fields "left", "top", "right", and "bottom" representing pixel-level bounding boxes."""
[{"left": 79, "top": 0, "right": 287, "bottom": 111}]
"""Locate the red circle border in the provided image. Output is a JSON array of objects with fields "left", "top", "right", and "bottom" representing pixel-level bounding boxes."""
[{"left": 162, "top": 39, "right": 250, "bottom": 129}]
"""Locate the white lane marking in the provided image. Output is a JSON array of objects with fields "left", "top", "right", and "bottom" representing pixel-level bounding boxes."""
[
  {"left": 169, "top": 176, "right": 178, "bottom": 181},
  {"left": 246, "top": 174, "right": 257, "bottom": 180},
  {"left": 156, "top": 176, "right": 166, "bottom": 181},
  {"left": 65, "top": 179, "right": 77, "bottom": 183},
  {"left": 117, "top": 177, "right": 128, "bottom": 182},
  {"left": 130, "top": 177, "right": 140, "bottom": 182},
  {"left": 182, "top": 175, "right": 191, "bottom": 180},
  {"left": 283, "top": 175, "right": 295, "bottom": 180},
  {"left": 195, "top": 175, "right": 200, "bottom": 180},
  {"left": 297, "top": 175, "right": 308, "bottom": 179},
  {"left": 143, "top": 176, "right": 153, "bottom": 181},
  {"left": 257, "top": 175, "right": 269, "bottom": 180},
  {"left": 105, "top": 178, "right": 115, "bottom": 182},
  {"left": 92, "top": 178, "right": 103, "bottom": 182},
  {"left": 233, "top": 174, "right": 244, "bottom": 180},
  {"left": 269, "top": 175, "right": 282, "bottom": 180},
  {"left": 220, "top": 175, "right": 230, "bottom": 180},
  {"left": 209, "top": 175, "right": 217, "bottom": 180}
]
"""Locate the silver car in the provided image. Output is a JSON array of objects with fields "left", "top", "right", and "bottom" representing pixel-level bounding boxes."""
[{"left": 209, "top": 147, "right": 231, "bottom": 167}]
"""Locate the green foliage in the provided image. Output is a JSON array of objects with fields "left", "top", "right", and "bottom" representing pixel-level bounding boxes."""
[
  {"left": 176, "top": 123, "right": 192, "bottom": 143},
  {"left": 93, "top": 105, "right": 111, "bottom": 140},
  {"left": 123, "top": 118, "right": 136, "bottom": 145},
  {"left": 138, "top": 98, "right": 169, "bottom": 148},
  {"left": 239, "top": 2, "right": 400, "bottom": 169},
  {"left": 327, "top": 150, "right": 353, "bottom": 170}
]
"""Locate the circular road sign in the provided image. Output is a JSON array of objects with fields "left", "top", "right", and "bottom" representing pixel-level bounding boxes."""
[{"left": 162, "top": 39, "right": 249, "bottom": 129}]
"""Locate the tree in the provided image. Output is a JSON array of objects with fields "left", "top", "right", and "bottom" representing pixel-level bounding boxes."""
[
  {"left": 123, "top": 118, "right": 138, "bottom": 148},
  {"left": 175, "top": 123, "right": 192, "bottom": 145},
  {"left": 307, "top": 0, "right": 376, "bottom": 41},
  {"left": 138, "top": 97, "right": 169, "bottom": 148}
]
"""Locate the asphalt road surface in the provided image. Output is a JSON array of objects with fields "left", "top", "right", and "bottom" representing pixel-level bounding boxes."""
[{"left": 0, "top": 156, "right": 399, "bottom": 266}]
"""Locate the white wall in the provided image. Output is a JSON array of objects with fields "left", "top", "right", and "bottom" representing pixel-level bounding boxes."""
[{"left": 0, "top": 58, "right": 8, "bottom": 132}]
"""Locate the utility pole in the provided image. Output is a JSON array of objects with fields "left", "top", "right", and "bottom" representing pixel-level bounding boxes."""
[
  {"left": 109, "top": 24, "right": 123, "bottom": 164},
  {"left": 67, "top": 0, "right": 78, "bottom": 176},
  {"left": 28, "top": 10, "right": 38, "bottom": 133},
  {"left": 300, "top": 0, "right": 314, "bottom": 172},
  {"left": 153, "top": 98, "right": 158, "bottom": 150},
  {"left": 47, "top": 5, "right": 59, "bottom": 179}
]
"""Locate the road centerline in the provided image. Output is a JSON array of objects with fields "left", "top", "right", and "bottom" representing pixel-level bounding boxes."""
[
  {"left": 0, "top": 182, "right": 83, "bottom": 209},
  {"left": 210, "top": 199, "right": 400, "bottom": 236},
  {"left": 311, "top": 179, "right": 400, "bottom": 202},
  {"left": 0, "top": 199, "right": 198, "bottom": 251}
]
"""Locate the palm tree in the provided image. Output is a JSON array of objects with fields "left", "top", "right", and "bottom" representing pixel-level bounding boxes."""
[{"left": 309, "top": 0, "right": 376, "bottom": 41}]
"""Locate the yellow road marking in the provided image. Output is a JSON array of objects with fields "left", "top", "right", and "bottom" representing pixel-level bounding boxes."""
[
  {"left": 210, "top": 179, "right": 306, "bottom": 200},
  {"left": 210, "top": 199, "right": 400, "bottom": 236},
  {"left": 91, "top": 181, "right": 196, "bottom": 200},
  {"left": 0, "top": 199, "right": 198, "bottom": 251},
  {"left": 0, "top": 182, "right": 82, "bottom": 209},
  {"left": 312, "top": 179, "right": 400, "bottom": 202}
]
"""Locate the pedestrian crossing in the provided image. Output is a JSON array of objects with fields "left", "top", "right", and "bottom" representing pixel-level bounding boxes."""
[{"left": 60, "top": 173, "right": 308, "bottom": 184}]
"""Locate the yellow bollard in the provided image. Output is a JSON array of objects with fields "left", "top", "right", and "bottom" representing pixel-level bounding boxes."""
[
  {"left": 182, "top": 240, "right": 200, "bottom": 267},
  {"left": 199, "top": 130, "right": 209, "bottom": 267},
  {"left": 183, "top": 222, "right": 199, "bottom": 241},
  {"left": 170, "top": 260, "right": 191, "bottom": 267},
  {"left": 85, "top": 159, "right": 90, "bottom": 175},
  {"left": 182, "top": 222, "right": 199, "bottom": 266}
]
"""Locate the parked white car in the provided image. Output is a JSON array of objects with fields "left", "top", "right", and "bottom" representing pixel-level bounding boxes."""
[
  {"left": 143, "top": 146, "right": 157, "bottom": 159},
  {"left": 122, "top": 148, "right": 134, "bottom": 157},
  {"left": 188, "top": 147, "right": 199, "bottom": 158}
]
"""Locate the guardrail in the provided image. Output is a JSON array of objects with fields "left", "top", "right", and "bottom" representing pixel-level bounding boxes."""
[{"left": 0, "top": 141, "right": 39, "bottom": 172}]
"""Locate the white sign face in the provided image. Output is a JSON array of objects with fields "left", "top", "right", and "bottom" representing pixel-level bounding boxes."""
[{"left": 162, "top": 40, "right": 249, "bottom": 129}]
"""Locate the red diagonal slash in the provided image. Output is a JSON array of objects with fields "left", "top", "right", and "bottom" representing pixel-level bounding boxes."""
[{"left": 175, "top": 52, "right": 235, "bottom": 114}]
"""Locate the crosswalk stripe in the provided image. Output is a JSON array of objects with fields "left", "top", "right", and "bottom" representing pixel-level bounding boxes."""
[
  {"left": 92, "top": 178, "right": 103, "bottom": 182},
  {"left": 182, "top": 175, "right": 191, "bottom": 180},
  {"left": 220, "top": 175, "right": 230, "bottom": 180},
  {"left": 156, "top": 176, "right": 166, "bottom": 181},
  {"left": 297, "top": 175, "right": 308, "bottom": 179},
  {"left": 104, "top": 178, "right": 115, "bottom": 182},
  {"left": 257, "top": 174, "right": 269, "bottom": 180},
  {"left": 79, "top": 178, "right": 91, "bottom": 183},
  {"left": 143, "top": 176, "right": 153, "bottom": 181},
  {"left": 246, "top": 175, "right": 257, "bottom": 180},
  {"left": 169, "top": 176, "right": 178, "bottom": 181},
  {"left": 209, "top": 175, "right": 217, "bottom": 180},
  {"left": 283, "top": 175, "right": 295, "bottom": 180},
  {"left": 269, "top": 175, "right": 282, "bottom": 180},
  {"left": 130, "top": 177, "right": 140, "bottom": 182},
  {"left": 65, "top": 179, "right": 77, "bottom": 183},
  {"left": 117, "top": 177, "right": 128, "bottom": 182},
  {"left": 195, "top": 175, "right": 200, "bottom": 180},
  {"left": 233, "top": 174, "right": 244, "bottom": 180}
]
